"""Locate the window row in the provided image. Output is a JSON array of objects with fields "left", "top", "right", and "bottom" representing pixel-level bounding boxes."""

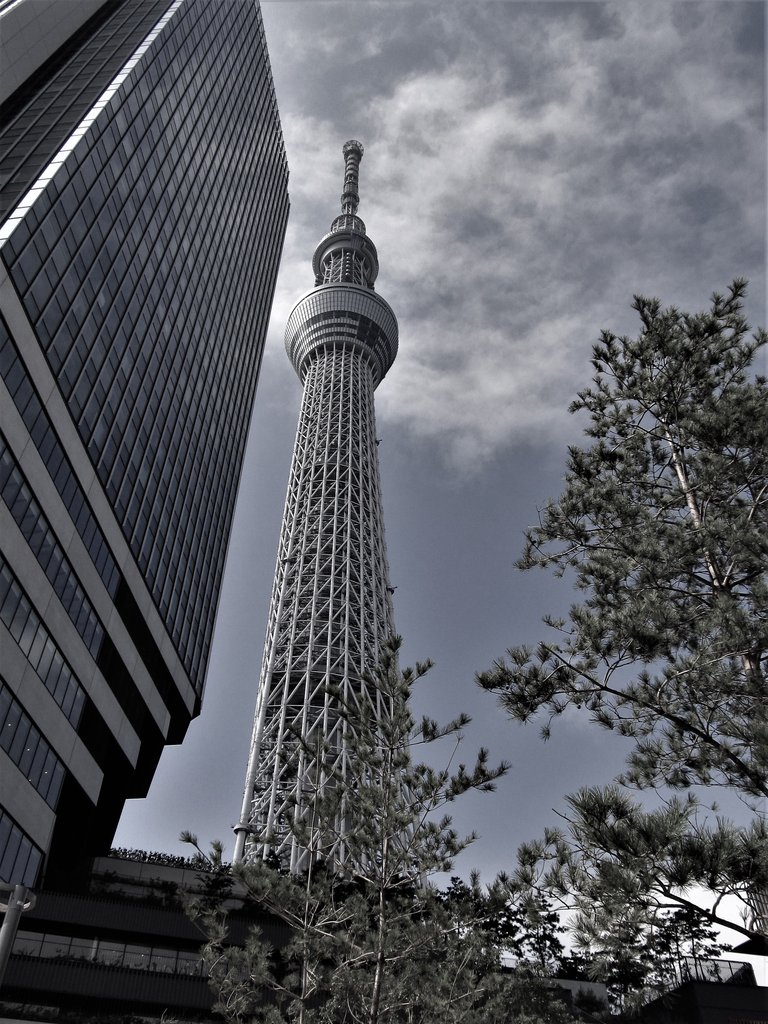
[
  {"left": 0, "top": 681, "right": 65, "bottom": 809},
  {"left": 12, "top": 929, "right": 207, "bottom": 978},
  {"left": 0, "top": 809, "right": 42, "bottom": 887},
  {"left": 0, "top": 336, "right": 200, "bottom": 732},
  {"left": 0, "top": 437, "right": 104, "bottom": 659},
  {"left": 0, "top": 555, "right": 85, "bottom": 728},
  {"left": 0, "top": 0, "right": 171, "bottom": 215},
  {"left": 12, "top": 13, "right": 275, "bottom": 342},
  {"left": 0, "top": 441, "right": 183, "bottom": 748},
  {"left": 0, "top": 322, "right": 120, "bottom": 597}
]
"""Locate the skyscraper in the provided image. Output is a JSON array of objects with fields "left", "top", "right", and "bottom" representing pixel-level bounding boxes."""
[
  {"left": 0, "top": 0, "right": 288, "bottom": 889},
  {"left": 234, "top": 141, "right": 397, "bottom": 872}
]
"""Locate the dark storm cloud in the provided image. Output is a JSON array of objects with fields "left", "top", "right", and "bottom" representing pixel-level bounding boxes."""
[{"left": 261, "top": 1, "right": 764, "bottom": 468}]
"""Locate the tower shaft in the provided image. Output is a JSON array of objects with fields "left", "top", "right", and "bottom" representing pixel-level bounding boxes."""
[{"left": 235, "top": 142, "right": 398, "bottom": 871}]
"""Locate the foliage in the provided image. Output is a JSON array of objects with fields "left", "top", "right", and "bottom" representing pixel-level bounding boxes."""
[
  {"left": 569, "top": 901, "right": 722, "bottom": 1012},
  {"left": 479, "top": 280, "right": 767, "bottom": 800},
  {"left": 108, "top": 845, "right": 201, "bottom": 868},
  {"left": 185, "top": 638, "right": 572, "bottom": 1022},
  {"left": 439, "top": 874, "right": 566, "bottom": 976},
  {"left": 643, "top": 907, "right": 723, "bottom": 989},
  {"left": 182, "top": 836, "right": 281, "bottom": 1023},
  {"left": 285, "top": 635, "right": 511, "bottom": 1022},
  {"left": 479, "top": 282, "right": 768, "bottom": 948},
  {"left": 514, "top": 786, "right": 767, "bottom": 941}
]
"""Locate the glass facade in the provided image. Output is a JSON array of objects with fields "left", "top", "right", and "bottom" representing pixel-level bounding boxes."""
[
  {"left": 0, "top": 440, "right": 165, "bottom": 741},
  {"left": 0, "top": 555, "right": 86, "bottom": 729},
  {"left": 0, "top": 0, "right": 174, "bottom": 220},
  {"left": 2, "top": 315, "right": 199, "bottom": 738},
  {"left": 1, "top": 0, "right": 288, "bottom": 692},
  {"left": 0, "top": 681, "right": 66, "bottom": 810},
  {"left": 0, "top": 809, "right": 42, "bottom": 887},
  {"left": 0, "top": 0, "right": 288, "bottom": 884},
  {"left": 1, "top": 437, "right": 106, "bottom": 660},
  {"left": 1, "top": 319, "right": 120, "bottom": 598},
  {"left": 12, "top": 928, "right": 207, "bottom": 977}
]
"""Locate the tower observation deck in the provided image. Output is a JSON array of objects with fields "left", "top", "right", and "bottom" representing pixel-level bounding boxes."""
[{"left": 233, "top": 142, "right": 398, "bottom": 870}]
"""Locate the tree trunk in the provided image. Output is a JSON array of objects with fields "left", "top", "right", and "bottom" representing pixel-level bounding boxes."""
[
  {"left": 369, "top": 881, "right": 387, "bottom": 1024},
  {"left": 369, "top": 746, "right": 393, "bottom": 1024},
  {"left": 662, "top": 425, "right": 725, "bottom": 590}
]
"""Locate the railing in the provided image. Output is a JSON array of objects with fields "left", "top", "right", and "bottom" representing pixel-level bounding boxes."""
[
  {"left": 13, "top": 931, "right": 207, "bottom": 978},
  {"left": 678, "top": 957, "right": 756, "bottom": 986}
]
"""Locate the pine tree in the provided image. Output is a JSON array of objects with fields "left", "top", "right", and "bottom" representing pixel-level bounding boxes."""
[
  {"left": 284, "top": 636, "right": 510, "bottom": 1023},
  {"left": 567, "top": 898, "right": 723, "bottom": 1012},
  {"left": 186, "top": 639, "right": 576, "bottom": 1023},
  {"left": 479, "top": 281, "right": 767, "bottom": 940}
]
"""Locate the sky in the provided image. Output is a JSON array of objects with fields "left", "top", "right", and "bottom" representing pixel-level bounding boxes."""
[{"left": 115, "top": 0, "right": 766, "bottom": 949}]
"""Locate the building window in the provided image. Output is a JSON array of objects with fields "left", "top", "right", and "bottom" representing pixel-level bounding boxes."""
[
  {"left": 0, "top": 680, "right": 66, "bottom": 809},
  {"left": 11, "top": 929, "right": 207, "bottom": 976},
  {"left": 0, "top": 436, "right": 104, "bottom": 659},
  {"left": 0, "top": 556, "right": 86, "bottom": 728},
  {"left": 0, "top": 810, "right": 42, "bottom": 886},
  {"left": 0, "top": 319, "right": 120, "bottom": 598}
]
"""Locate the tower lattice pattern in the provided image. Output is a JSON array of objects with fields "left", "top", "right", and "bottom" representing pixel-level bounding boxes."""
[{"left": 234, "top": 142, "right": 398, "bottom": 871}]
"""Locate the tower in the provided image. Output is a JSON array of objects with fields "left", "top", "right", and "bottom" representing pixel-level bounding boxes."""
[
  {"left": 234, "top": 141, "right": 397, "bottom": 871},
  {"left": 0, "top": 0, "right": 288, "bottom": 888}
]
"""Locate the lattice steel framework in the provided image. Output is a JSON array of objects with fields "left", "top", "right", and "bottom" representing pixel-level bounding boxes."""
[{"left": 233, "top": 142, "right": 398, "bottom": 871}]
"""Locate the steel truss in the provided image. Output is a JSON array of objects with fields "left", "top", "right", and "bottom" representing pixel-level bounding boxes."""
[{"left": 234, "top": 141, "right": 399, "bottom": 872}]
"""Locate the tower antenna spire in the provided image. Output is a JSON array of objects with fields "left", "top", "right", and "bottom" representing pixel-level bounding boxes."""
[{"left": 340, "top": 139, "right": 364, "bottom": 216}]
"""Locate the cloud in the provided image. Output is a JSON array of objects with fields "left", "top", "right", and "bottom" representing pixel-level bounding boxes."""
[{"left": 263, "top": 1, "right": 765, "bottom": 472}]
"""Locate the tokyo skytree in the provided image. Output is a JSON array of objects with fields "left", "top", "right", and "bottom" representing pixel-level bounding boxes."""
[{"left": 233, "top": 141, "right": 398, "bottom": 871}]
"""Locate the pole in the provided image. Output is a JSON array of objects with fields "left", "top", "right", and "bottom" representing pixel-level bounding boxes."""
[{"left": 0, "top": 884, "right": 36, "bottom": 989}]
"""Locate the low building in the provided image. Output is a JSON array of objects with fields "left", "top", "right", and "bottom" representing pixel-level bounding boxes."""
[{"left": 1, "top": 851, "right": 288, "bottom": 1021}]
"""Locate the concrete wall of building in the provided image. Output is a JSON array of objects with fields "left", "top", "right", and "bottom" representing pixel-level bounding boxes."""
[{"left": 3, "top": 956, "right": 214, "bottom": 1013}]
